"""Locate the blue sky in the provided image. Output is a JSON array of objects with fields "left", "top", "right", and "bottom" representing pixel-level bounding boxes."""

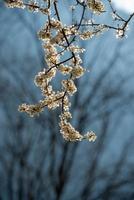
[{"left": 112, "top": 0, "right": 134, "bottom": 13}]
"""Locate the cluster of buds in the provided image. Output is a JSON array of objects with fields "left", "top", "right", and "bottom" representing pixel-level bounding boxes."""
[
  {"left": 6, "top": 0, "right": 133, "bottom": 142},
  {"left": 87, "top": 0, "right": 105, "bottom": 14},
  {"left": 6, "top": 0, "right": 25, "bottom": 8}
]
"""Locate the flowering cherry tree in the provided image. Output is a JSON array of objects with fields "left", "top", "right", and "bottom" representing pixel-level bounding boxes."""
[{"left": 5, "top": 0, "right": 134, "bottom": 142}]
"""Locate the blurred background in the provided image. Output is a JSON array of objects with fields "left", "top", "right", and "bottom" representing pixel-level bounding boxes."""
[{"left": 0, "top": 1, "right": 134, "bottom": 200}]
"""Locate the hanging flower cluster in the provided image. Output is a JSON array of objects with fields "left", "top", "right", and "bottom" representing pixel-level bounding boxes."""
[{"left": 6, "top": 0, "right": 134, "bottom": 142}]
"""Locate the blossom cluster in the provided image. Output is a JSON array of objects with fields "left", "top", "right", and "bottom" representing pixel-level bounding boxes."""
[
  {"left": 6, "top": 0, "right": 133, "bottom": 142},
  {"left": 87, "top": 0, "right": 105, "bottom": 15},
  {"left": 6, "top": 0, "right": 25, "bottom": 8}
]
